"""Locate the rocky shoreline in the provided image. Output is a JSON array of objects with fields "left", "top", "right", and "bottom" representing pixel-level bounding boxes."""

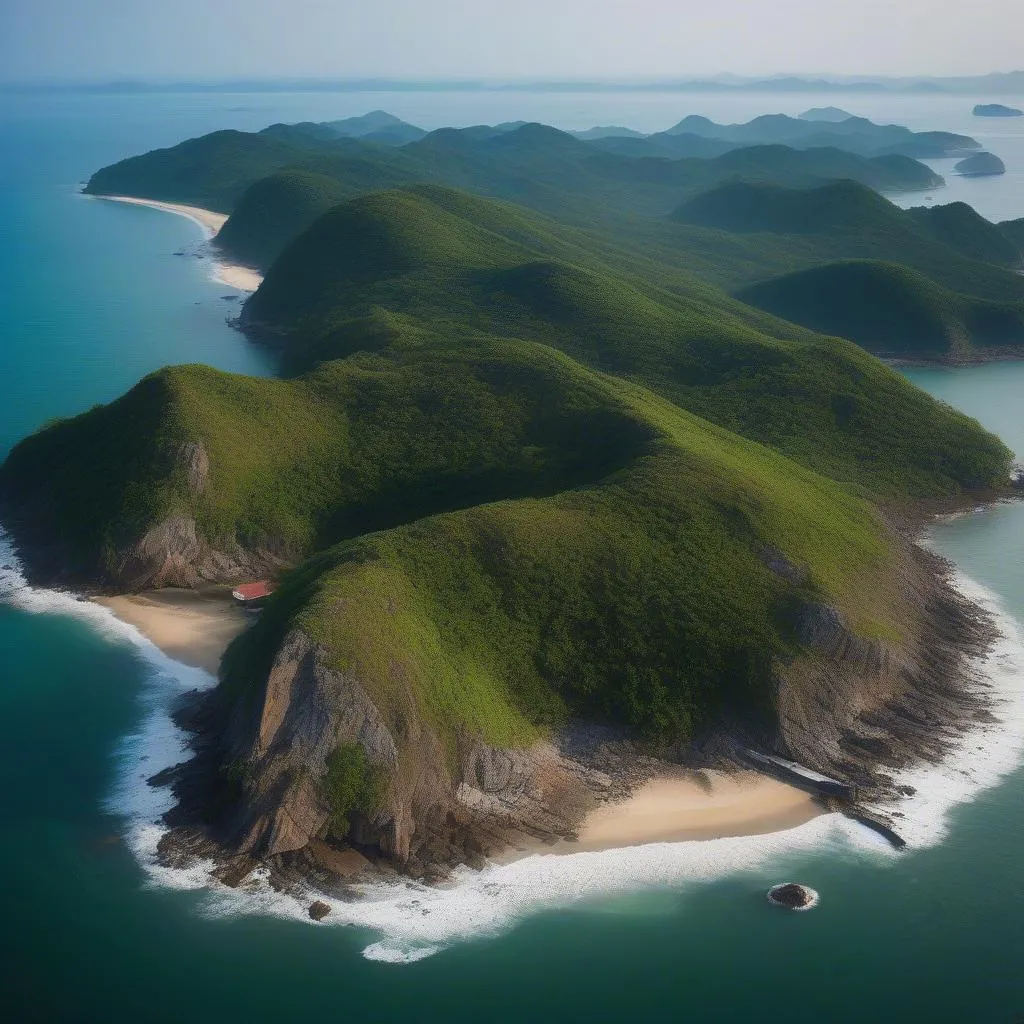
[
  {"left": 140, "top": 505, "right": 1012, "bottom": 904},
  {"left": 1, "top": 488, "right": 1020, "bottom": 906}
]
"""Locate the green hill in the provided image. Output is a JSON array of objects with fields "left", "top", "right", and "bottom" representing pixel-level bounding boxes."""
[
  {"left": 214, "top": 170, "right": 355, "bottom": 269},
  {"left": 674, "top": 179, "right": 898, "bottom": 234},
  {"left": 667, "top": 180, "right": 1024, "bottom": 304},
  {"left": 737, "top": 259, "right": 1024, "bottom": 358},
  {"left": 909, "top": 202, "right": 1022, "bottom": 267},
  {"left": 665, "top": 113, "right": 978, "bottom": 158},
  {"left": 85, "top": 119, "right": 943, "bottom": 240},
  {"left": 5, "top": 171, "right": 1013, "bottom": 871},
  {"left": 999, "top": 217, "right": 1024, "bottom": 253},
  {"left": 241, "top": 186, "right": 1007, "bottom": 494}
]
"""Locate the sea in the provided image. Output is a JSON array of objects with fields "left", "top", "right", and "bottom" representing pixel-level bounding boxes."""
[{"left": 2, "top": 87, "right": 1024, "bottom": 1023}]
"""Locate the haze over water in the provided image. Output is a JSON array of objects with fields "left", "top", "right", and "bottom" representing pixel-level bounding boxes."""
[{"left": 2, "top": 88, "right": 1024, "bottom": 1022}]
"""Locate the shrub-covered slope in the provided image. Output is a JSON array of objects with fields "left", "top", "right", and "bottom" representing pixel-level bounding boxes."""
[
  {"left": 737, "top": 260, "right": 1024, "bottom": 359},
  {"left": 4, "top": 176, "right": 1013, "bottom": 871},
  {"left": 670, "top": 181, "right": 1024, "bottom": 303},
  {"left": 909, "top": 202, "right": 1022, "bottom": 267},
  {"left": 214, "top": 170, "right": 356, "bottom": 269},
  {"left": 85, "top": 120, "right": 942, "bottom": 237},
  {"left": 241, "top": 186, "right": 1010, "bottom": 494}
]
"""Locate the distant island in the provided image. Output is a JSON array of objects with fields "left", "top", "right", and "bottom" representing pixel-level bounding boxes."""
[
  {"left": 798, "top": 106, "right": 854, "bottom": 122},
  {"left": 1, "top": 109, "right": 1020, "bottom": 900},
  {"left": 973, "top": 103, "right": 1023, "bottom": 117},
  {"left": 955, "top": 151, "right": 1007, "bottom": 176}
]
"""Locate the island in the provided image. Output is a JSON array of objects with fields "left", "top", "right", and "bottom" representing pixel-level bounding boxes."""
[
  {"left": 798, "top": 106, "right": 854, "bottom": 122},
  {"left": 973, "top": 103, "right": 1023, "bottom": 117},
  {"left": 954, "top": 151, "right": 1007, "bottom": 176},
  {"left": 0, "top": 112, "right": 1020, "bottom": 901}
]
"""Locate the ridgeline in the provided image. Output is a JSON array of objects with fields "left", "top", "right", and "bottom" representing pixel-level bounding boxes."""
[{"left": 2, "top": 111, "right": 1018, "bottom": 882}]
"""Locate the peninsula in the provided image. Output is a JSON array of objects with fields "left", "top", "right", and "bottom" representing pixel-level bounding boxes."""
[{"left": 0, "top": 112, "right": 1018, "bottom": 898}]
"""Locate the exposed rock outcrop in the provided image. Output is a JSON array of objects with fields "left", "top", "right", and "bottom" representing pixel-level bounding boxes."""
[
  {"left": 178, "top": 630, "right": 604, "bottom": 875},
  {"left": 775, "top": 541, "right": 995, "bottom": 801},
  {"left": 112, "top": 512, "right": 288, "bottom": 590}
]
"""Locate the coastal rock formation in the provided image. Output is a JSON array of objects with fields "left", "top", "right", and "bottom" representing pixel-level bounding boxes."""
[
  {"left": 171, "top": 630, "right": 607, "bottom": 874},
  {"left": 775, "top": 540, "right": 995, "bottom": 801},
  {"left": 308, "top": 900, "right": 330, "bottom": 921},
  {"left": 767, "top": 882, "right": 818, "bottom": 909},
  {"left": 114, "top": 513, "right": 287, "bottom": 591},
  {"left": 954, "top": 152, "right": 1006, "bottom": 177}
]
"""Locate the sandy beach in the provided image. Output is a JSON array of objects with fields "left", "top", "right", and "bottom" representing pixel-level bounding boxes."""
[
  {"left": 497, "top": 770, "right": 822, "bottom": 861},
  {"left": 571, "top": 772, "right": 820, "bottom": 850},
  {"left": 96, "top": 195, "right": 264, "bottom": 292},
  {"left": 98, "top": 588, "right": 820, "bottom": 847},
  {"left": 95, "top": 588, "right": 249, "bottom": 675}
]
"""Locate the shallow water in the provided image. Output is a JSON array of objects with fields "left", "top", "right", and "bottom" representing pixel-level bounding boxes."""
[{"left": 2, "top": 89, "right": 1024, "bottom": 1022}]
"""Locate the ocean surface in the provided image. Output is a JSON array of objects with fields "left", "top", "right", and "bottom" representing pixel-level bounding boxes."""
[{"left": 2, "top": 88, "right": 1024, "bottom": 1023}]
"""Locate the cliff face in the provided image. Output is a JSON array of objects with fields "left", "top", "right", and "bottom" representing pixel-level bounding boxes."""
[
  {"left": 0, "top": 437, "right": 290, "bottom": 591},
  {"left": 209, "top": 630, "right": 605, "bottom": 869},
  {"left": 152, "top": 530, "right": 998, "bottom": 884},
  {"left": 777, "top": 541, "right": 994, "bottom": 798}
]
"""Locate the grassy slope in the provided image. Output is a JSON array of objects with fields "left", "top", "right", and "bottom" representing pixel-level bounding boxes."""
[
  {"left": 737, "top": 260, "right": 1024, "bottom": 358},
  {"left": 85, "top": 122, "right": 941, "bottom": 260},
  {"left": 244, "top": 186, "right": 1010, "bottom": 494},
  {"left": 12, "top": 170, "right": 1013, "bottom": 754}
]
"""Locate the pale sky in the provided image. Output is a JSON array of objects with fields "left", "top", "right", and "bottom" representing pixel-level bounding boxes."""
[{"left": 0, "top": 0, "right": 1020, "bottom": 83}]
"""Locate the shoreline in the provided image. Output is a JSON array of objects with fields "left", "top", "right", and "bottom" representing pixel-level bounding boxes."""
[
  {"left": 6, "top": 521, "right": 1024, "bottom": 960},
  {"left": 93, "top": 589, "right": 249, "bottom": 676},
  {"left": 96, "top": 588, "right": 824, "bottom": 850},
  {"left": 501, "top": 772, "right": 821, "bottom": 860},
  {"left": 92, "top": 195, "right": 264, "bottom": 293}
]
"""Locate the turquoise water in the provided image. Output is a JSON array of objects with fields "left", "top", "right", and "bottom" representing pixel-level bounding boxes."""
[{"left": 2, "top": 90, "right": 1024, "bottom": 1023}]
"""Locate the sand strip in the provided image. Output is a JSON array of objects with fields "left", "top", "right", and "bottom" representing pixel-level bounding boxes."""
[
  {"left": 97, "top": 590, "right": 819, "bottom": 848},
  {"left": 95, "top": 195, "right": 264, "bottom": 292},
  {"left": 503, "top": 770, "right": 821, "bottom": 860},
  {"left": 94, "top": 589, "right": 249, "bottom": 675}
]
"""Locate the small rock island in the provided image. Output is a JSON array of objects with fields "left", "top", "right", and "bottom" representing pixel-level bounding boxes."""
[
  {"left": 973, "top": 103, "right": 1023, "bottom": 118},
  {"left": 954, "top": 151, "right": 1006, "bottom": 177},
  {"left": 767, "top": 883, "right": 819, "bottom": 910}
]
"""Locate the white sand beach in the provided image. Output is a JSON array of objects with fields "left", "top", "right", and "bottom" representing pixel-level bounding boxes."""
[
  {"left": 569, "top": 772, "right": 820, "bottom": 851},
  {"left": 98, "top": 587, "right": 819, "bottom": 847},
  {"left": 94, "top": 588, "right": 248, "bottom": 675},
  {"left": 96, "top": 195, "right": 264, "bottom": 292}
]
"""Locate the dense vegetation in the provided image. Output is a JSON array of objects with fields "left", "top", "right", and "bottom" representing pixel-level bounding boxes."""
[
  {"left": 241, "top": 186, "right": 1011, "bottom": 490},
  {"left": 738, "top": 260, "right": 1024, "bottom": 358},
  {"left": 86, "top": 113, "right": 1018, "bottom": 361},
  {"left": 84, "top": 118, "right": 943, "bottom": 247},
  {"left": 215, "top": 170, "right": 354, "bottom": 268},
  {"left": 9, "top": 115, "right": 1017, "bottom": 755},
  {"left": 323, "top": 744, "right": 383, "bottom": 839}
]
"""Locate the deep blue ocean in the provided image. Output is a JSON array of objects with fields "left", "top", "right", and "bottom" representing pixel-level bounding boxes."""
[{"left": 2, "top": 88, "right": 1024, "bottom": 1023}]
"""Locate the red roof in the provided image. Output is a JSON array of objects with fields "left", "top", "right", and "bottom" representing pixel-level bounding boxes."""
[{"left": 232, "top": 581, "right": 273, "bottom": 601}]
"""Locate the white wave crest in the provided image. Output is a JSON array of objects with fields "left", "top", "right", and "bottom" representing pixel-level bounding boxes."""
[{"left": 3, "top": 525, "right": 1024, "bottom": 963}]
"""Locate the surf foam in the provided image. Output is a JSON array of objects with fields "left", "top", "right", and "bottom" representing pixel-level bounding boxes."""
[{"left": 2, "top": 524, "right": 1023, "bottom": 964}]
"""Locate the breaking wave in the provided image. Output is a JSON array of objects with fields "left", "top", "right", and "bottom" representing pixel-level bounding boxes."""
[{"left": 3, "top": 525, "right": 1024, "bottom": 963}]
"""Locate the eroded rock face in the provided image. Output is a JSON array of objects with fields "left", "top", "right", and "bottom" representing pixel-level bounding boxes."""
[
  {"left": 218, "top": 630, "right": 601, "bottom": 867},
  {"left": 775, "top": 542, "right": 995, "bottom": 800},
  {"left": 111, "top": 513, "right": 288, "bottom": 590},
  {"left": 177, "top": 442, "right": 209, "bottom": 495}
]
